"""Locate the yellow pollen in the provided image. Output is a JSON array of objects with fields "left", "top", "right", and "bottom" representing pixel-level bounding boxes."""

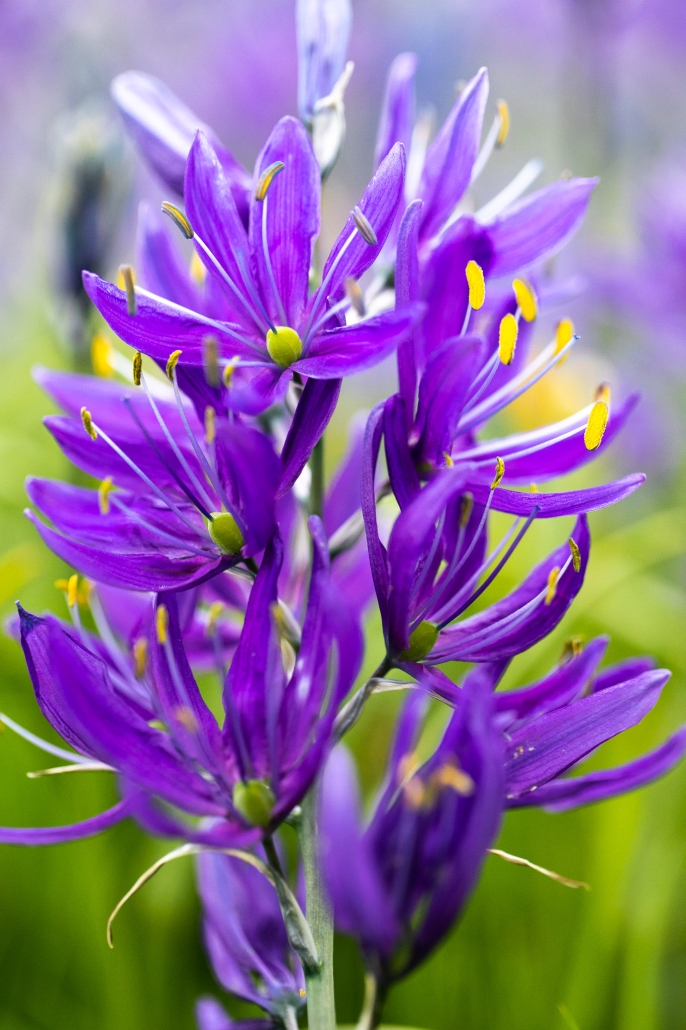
[
  {"left": 207, "top": 601, "right": 224, "bottom": 636},
  {"left": 223, "top": 355, "right": 240, "bottom": 387},
  {"left": 254, "top": 161, "right": 285, "bottom": 202},
  {"left": 132, "top": 350, "right": 143, "bottom": 386},
  {"left": 161, "top": 201, "right": 194, "bottom": 239},
  {"left": 189, "top": 250, "right": 207, "bottom": 285},
  {"left": 299, "top": 989, "right": 307, "bottom": 999},
  {"left": 498, "top": 313, "right": 518, "bottom": 365},
  {"left": 443, "top": 451, "right": 454, "bottom": 468},
  {"left": 203, "top": 334, "right": 220, "bottom": 387},
  {"left": 433, "top": 761, "right": 475, "bottom": 797},
  {"left": 266, "top": 326, "right": 303, "bottom": 368},
  {"left": 352, "top": 205, "right": 378, "bottom": 246},
  {"left": 512, "top": 278, "right": 537, "bottom": 322},
  {"left": 530, "top": 483, "right": 539, "bottom": 493},
  {"left": 496, "top": 100, "right": 510, "bottom": 146},
  {"left": 545, "top": 567, "right": 560, "bottom": 605},
  {"left": 67, "top": 574, "right": 78, "bottom": 609},
  {"left": 491, "top": 457, "right": 505, "bottom": 490},
  {"left": 459, "top": 492, "right": 474, "bottom": 527},
  {"left": 568, "top": 537, "right": 581, "bottom": 573},
  {"left": 91, "top": 333, "right": 113, "bottom": 377},
  {"left": 554, "top": 318, "right": 574, "bottom": 356},
  {"left": 174, "top": 705, "right": 198, "bottom": 732},
  {"left": 584, "top": 400, "right": 609, "bottom": 451},
  {"left": 133, "top": 637, "right": 148, "bottom": 679},
  {"left": 205, "top": 406, "right": 216, "bottom": 445},
  {"left": 98, "top": 477, "right": 114, "bottom": 515},
  {"left": 344, "top": 277, "right": 365, "bottom": 315},
  {"left": 595, "top": 382, "right": 611, "bottom": 405},
  {"left": 118, "top": 264, "right": 136, "bottom": 316},
  {"left": 465, "top": 260, "right": 486, "bottom": 310},
  {"left": 156, "top": 604, "right": 168, "bottom": 645},
  {"left": 81, "top": 407, "right": 97, "bottom": 440},
  {"left": 166, "top": 350, "right": 182, "bottom": 380}
]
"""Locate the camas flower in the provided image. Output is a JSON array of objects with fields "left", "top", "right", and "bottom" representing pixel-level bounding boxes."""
[
  {"left": 0, "top": 520, "right": 361, "bottom": 847},
  {"left": 195, "top": 850, "right": 305, "bottom": 1030}
]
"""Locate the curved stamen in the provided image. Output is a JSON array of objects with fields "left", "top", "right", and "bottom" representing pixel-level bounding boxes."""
[
  {"left": 260, "top": 192, "right": 288, "bottom": 327},
  {"left": 109, "top": 494, "right": 216, "bottom": 557},
  {"left": 0, "top": 711, "right": 91, "bottom": 764},
  {"left": 305, "top": 295, "right": 353, "bottom": 339},
  {"left": 193, "top": 232, "right": 274, "bottom": 335},
  {"left": 304, "top": 227, "right": 359, "bottom": 341},
  {"left": 134, "top": 286, "right": 267, "bottom": 357}
]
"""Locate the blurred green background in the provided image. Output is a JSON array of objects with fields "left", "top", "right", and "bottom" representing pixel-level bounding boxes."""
[{"left": 1, "top": 1, "right": 686, "bottom": 1028}]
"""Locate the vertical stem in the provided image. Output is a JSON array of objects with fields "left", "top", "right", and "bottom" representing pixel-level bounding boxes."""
[
  {"left": 310, "top": 435, "right": 325, "bottom": 520},
  {"left": 299, "top": 784, "right": 336, "bottom": 1030}
]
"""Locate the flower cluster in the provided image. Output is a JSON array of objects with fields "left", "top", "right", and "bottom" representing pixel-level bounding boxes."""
[{"left": 2, "top": 2, "right": 684, "bottom": 1029}]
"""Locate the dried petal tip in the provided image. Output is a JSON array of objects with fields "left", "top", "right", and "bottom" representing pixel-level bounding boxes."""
[
  {"left": 498, "top": 313, "right": 518, "bottom": 365},
  {"left": 208, "top": 512, "right": 244, "bottom": 555},
  {"left": 496, "top": 100, "right": 510, "bottom": 147},
  {"left": 81, "top": 407, "right": 97, "bottom": 440},
  {"left": 568, "top": 537, "right": 581, "bottom": 573},
  {"left": 459, "top": 492, "right": 474, "bottom": 527},
  {"left": 161, "top": 201, "right": 194, "bottom": 239},
  {"left": 132, "top": 351, "right": 142, "bottom": 386},
  {"left": 352, "top": 205, "right": 378, "bottom": 246},
  {"left": 399, "top": 620, "right": 439, "bottom": 661},
  {"left": 203, "top": 334, "right": 220, "bottom": 387},
  {"left": 166, "top": 350, "right": 182, "bottom": 380},
  {"left": 584, "top": 400, "right": 608, "bottom": 451},
  {"left": 254, "top": 161, "right": 285, "bottom": 202},
  {"left": 491, "top": 457, "right": 505, "bottom": 490},
  {"left": 98, "top": 476, "right": 114, "bottom": 515},
  {"left": 91, "top": 333, "right": 113, "bottom": 377},
  {"left": 232, "top": 779, "right": 275, "bottom": 828},
  {"left": 555, "top": 318, "right": 574, "bottom": 355},
  {"left": 513, "top": 278, "right": 537, "bottom": 322},
  {"left": 545, "top": 567, "right": 560, "bottom": 605},
  {"left": 266, "top": 326, "right": 303, "bottom": 368},
  {"left": 156, "top": 604, "right": 168, "bottom": 645},
  {"left": 118, "top": 264, "right": 136, "bottom": 316},
  {"left": 465, "top": 260, "right": 486, "bottom": 310},
  {"left": 344, "top": 277, "right": 365, "bottom": 316}
]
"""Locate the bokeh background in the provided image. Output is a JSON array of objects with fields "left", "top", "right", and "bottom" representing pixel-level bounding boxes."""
[{"left": 1, "top": 1, "right": 686, "bottom": 1028}]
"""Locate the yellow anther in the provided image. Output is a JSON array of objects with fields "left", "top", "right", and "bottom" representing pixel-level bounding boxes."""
[
  {"left": 443, "top": 451, "right": 454, "bottom": 468},
  {"left": 584, "top": 400, "right": 609, "bottom": 451},
  {"left": 491, "top": 457, "right": 505, "bottom": 490},
  {"left": 465, "top": 260, "right": 486, "bottom": 311},
  {"left": 189, "top": 250, "right": 207, "bottom": 285},
  {"left": 55, "top": 579, "right": 69, "bottom": 593},
  {"left": 530, "top": 483, "right": 539, "bottom": 493},
  {"left": 496, "top": 100, "right": 510, "bottom": 147},
  {"left": 161, "top": 201, "right": 194, "bottom": 239},
  {"left": 352, "top": 205, "right": 378, "bottom": 246},
  {"left": 132, "top": 350, "right": 142, "bottom": 386},
  {"left": 203, "top": 334, "right": 220, "bottom": 387},
  {"left": 554, "top": 318, "right": 574, "bottom": 356},
  {"left": 568, "top": 537, "right": 581, "bottom": 573},
  {"left": 118, "top": 264, "right": 136, "bottom": 316},
  {"left": 208, "top": 512, "right": 245, "bottom": 555},
  {"left": 344, "top": 277, "right": 365, "bottom": 316},
  {"left": 266, "top": 326, "right": 303, "bottom": 368},
  {"left": 299, "top": 989, "right": 307, "bottom": 999},
  {"left": 67, "top": 574, "right": 79, "bottom": 609},
  {"left": 595, "top": 382, "right": 611, "bottom": 405},
  {"left": 433, "top": 761, "right": 475, "bottom": 797},
  {"left": 223, "top": 355, "right": 240, "bottom": 387},
  {"left": 545, "top": 566, "right": 560, "bottom": 605},
  {"left": 133, "top": 637, "right": 148, "bottom": 679},
  {"left": 512, "top": 278, "right": 537, "bottom": 322},
  {"left": 81, "top": 407, "right": 97, "bottom": 440},
  {"left": 98, "top": 477, "right": 114, "bottom": 515},
  {"left": 166, "top": 350, "right": 182, "bottom": 380},
  {"left": 174, "top": 705, "right": 198, "bottom": 732},
  {"left": 255, "top": 161, "right": 285, "bottom": 202},
  {"left": 91, "top": 333, "right": 113, "bottom": 377},
  {"left": 207, "top": 601, "right": 224, "bottom": 636},
  {"left": 561, "top": 635, "right": 584, "bottom": 663},
  {"left": 204, "top": 406, "right": 216, "bottom": 445},
  {"left": 459, "top": 492, "right": 474, "bottom": 527},
  {"left": 397, "top": 751, "right": 421, "bottom": 785},
  {"left": 498, "top": 313, "right": 518, "bottom": 365},
  {"left": 156, "top": 604, "right": 168, "bottom": 645}
]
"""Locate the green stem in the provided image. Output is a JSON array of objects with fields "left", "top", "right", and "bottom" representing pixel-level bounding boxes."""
[
  {"left": 309, "top": 435, "right": 325, "bottom": 520},
  {"left": 299, "top": 784, "right": 336, "bottom": 1030}
]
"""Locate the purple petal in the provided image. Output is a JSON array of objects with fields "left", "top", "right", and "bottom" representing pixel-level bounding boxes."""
[
  {"left": 468, "top": 474, "right": 645, "bottom": 518},
  {"left": 296, "top": 306, "right": 421, "bottom": 378},
  {"left": 592, "top": 657, "right": 656, "bottom": 692},
  {"left": 419, "top": 68, "right": 489, "bottom": 241},
  {"left": 395, "top": 199, "right": 423, "bottom": 425},
  {"left": 136, "top": 202, "right": 206, "bottom": 312},
  {"left": 384, "top": 394, "right": 420, "bottom": 510},
  {"left": 510, "top": 727, "right": 686, "bottom": 811},
  {"left": 111, "top": 71, "right": 250, "bottom": 218},
  {"left": 361, "top": 403, "right": 390, "bottom": 625},
  {"left": 505, "top": 669, "right": 672, "bottom": 799},
  {"left": 375, "top": 52, "right": 417, "bottom": 170},
  {"left": 0, "top": 795, "right": 135, "bottom": 846},
  {"left": 215, "top": 421, "right": 279, "bottom": 554},
  {"left": 414, "top": 335, "right": 487, "bottom": 467},
  {"left": 278, "top": 377, "right": 341, "bottom": 497},
  {"left": 297, "top": 0, "right": 352, "bottom": 120},
  {"left": 324, "top": 412, "right": 366, "bottom": 535},
  {"left": 483, "top": 177, "right": 599, "bottom": 277}
]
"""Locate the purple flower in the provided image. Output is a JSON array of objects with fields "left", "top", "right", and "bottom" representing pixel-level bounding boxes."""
[
  {"left": 196, "top": 849, "right": 305, "bottom": 1027},
  {"left": 321, "top": 671, "right": 503, "bottom": 992},
  {"left": 296, "top": 0, "right": 352, "bottom": 123},
  {"left": 0, "top": 519, "right": 362, "bottom": 847}
]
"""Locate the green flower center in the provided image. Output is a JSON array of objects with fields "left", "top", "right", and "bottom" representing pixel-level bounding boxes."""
[
  {"left": 266, "top": 325, "right": 303, "bottom": 368},
  {"left": 232, "top": 779, "right": 275, "bottom": 828},
  {"left": 399, "top": 621, "right": 439, "bottom": 662},
  {"left": 208, "top": 512, "right": 244, "bottom": 555}
]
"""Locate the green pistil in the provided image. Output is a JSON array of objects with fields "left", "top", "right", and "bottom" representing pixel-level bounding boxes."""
[
  {"left": 266, "top": 326, "right": 303, "bottom": 368},
  {"left": 233, "top": 779, "right": 275, "bottom": 828},
  {"left": 399, "top": 621, "right": 439, "bottom": 661},
  {"left": 208, "top": 512, "right": 244, "bottom": 555}
]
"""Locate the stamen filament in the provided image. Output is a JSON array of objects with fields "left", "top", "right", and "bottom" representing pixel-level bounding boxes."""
[
  {"left": 108, "top": 494, "right": 216, "bottom": 558},
  {"left": 260, "top": 193, "right": 288, "bottom": 327},
  {"left": 192, "top": 232, "right": 273, "bottom": 335},
  {"left": 0, "top": 711, "right": 91, "bottom": 764},
  {"left": 134, "top": 286, "right": 266, "bottom": 356}
]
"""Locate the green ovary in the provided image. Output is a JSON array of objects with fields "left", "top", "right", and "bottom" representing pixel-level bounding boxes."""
[
  {"left": 233, "top": 779, "right": 276, "bottom": 828},
  {"left": 208, "top": 512, "right": 245, "bottom": 555},
  {"left": 400, "top": 621, "right": 439, "bottom": 661},
  {"left": 266, "top": 325, "right": 303, "bottom": 367}
]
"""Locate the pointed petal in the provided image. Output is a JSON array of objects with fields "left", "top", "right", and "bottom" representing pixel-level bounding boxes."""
[
  {"left": 0, "top": 796, "right": 135, "bottom": 845},
  {"left": 468, "top": 474, "right": 645, "bottom": 518},
  {"left": 414, "top": 335, "right": 487, "bottom": 467},
  {"left": 296, "top": 306, "right": 421, "bottom": 378},
  {"left": 361, "top": 403, "right": 390, "bottom": 625},
  {"left": 375, "top": 52, "right": 417, "bottom": 169},
  {"left": 324, "top": 412, "right": 366, "bottom": 535},
  {"left": 384, "top": 393, "right": 420, "bottom": 510},
  {"left": 278, "top": 377, "right": 341, "bottom": 497},
  {"left": 215, "top": 421, "right": 279, "bottom": 554},
  {"left": 297, "top": 0, "right": 352, "bottom": 120},
  {"left": 395, "top": 199, "right": 423, "bottom": 425}
]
